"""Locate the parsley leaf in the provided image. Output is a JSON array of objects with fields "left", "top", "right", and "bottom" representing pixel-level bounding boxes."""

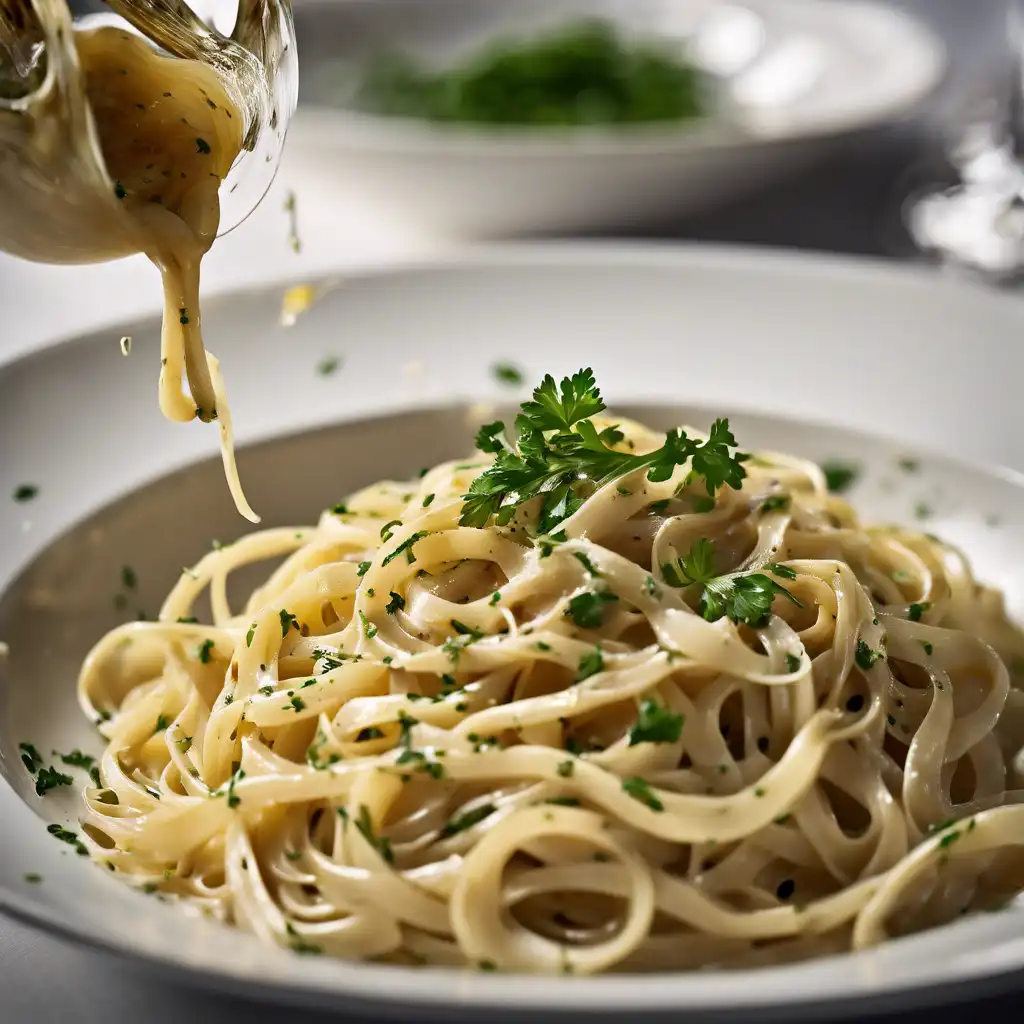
[
  {"left": 628, "top": 701, "right": 684, "bottom": 746},
  {"left": 701, "top": 572, "right": 801, "bottom": 628},
  {"left": 491, "top": 363, "right": 524, "bottom": 387},
  {"left": 381, "top": 530, "right": 427, "bottom": 567},
  {"left": 197, "top": 639, "right": 215, "bottom": 663},
  {"left": 565, "top": 590, "right": 618, "bottom": 629},
  {"left": 58, "top": 750, "right": 95, "bottom": 771},
  {"left": 520, "top": 368, "right": 605, "bottom": 431},
  {"left": 821, "top": 460, "right": 859, "bottom": 494},
  {"left": 856, "top": 639, "right": 882, "bottom": 671},
  {"left": 577, "top": 647, "right": 604, "bottom": 681},
  {"left": 386, "top": 591, "right": 406, "bottom": 615},
  {"left": 19, "top": 742, "right": 43, "bottom": 774},
  {"left": 661, "top": 537, "right": 716, "bottom": 588},
  {"left": 440, "top": 803, "right": 496, "bottom": 837},
  {"left": 908, "top": 602, "right": 930, "bottom": 622},
  {"left": 621, "top": 776, "right": 664, "bottom": 812},
  {"left": 35, "top": 766, "right": 73, "bottom": 796},
  {"left": 354, "top": 805, "right": 394, "bottom": 863},
  {"left": 279, "top": 609, "right": 299, "bottom": 637}
]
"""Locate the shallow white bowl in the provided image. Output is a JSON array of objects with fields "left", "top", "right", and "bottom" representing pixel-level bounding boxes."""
[
  {"left": 2, "top": 245, "right": 1024, "bottom": 1017},
  {"left": 288, "top": 0, "right": 945, "bottom": 238}
]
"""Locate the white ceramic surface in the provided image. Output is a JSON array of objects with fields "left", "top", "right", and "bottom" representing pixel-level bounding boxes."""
[
  {"left": 2, "top": 246, "right": 1024, "bottom": 1018},
  {"left": 288, "top": 0, "right": 945, "bottom": 237}
]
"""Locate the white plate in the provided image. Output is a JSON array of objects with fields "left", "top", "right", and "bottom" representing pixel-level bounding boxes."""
[
  {"left": 2, "top": 245, "right": 1024, "bottom": 1018},
  {"left": 288, "top": 0, "right": 945, "bottom": 237}
]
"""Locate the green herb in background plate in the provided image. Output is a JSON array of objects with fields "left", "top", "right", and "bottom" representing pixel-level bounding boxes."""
[{"left": 355, "top": 20, "right": 705, "bottom": 127}]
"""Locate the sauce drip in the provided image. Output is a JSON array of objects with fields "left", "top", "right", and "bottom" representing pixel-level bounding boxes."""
[{"left": 73, "top": 27, "right": 257, "bottom": 520}]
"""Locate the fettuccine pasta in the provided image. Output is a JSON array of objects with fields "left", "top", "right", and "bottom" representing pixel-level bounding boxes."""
[{"left": 76, "top": 375, "right": 1024, "bottom": 974}]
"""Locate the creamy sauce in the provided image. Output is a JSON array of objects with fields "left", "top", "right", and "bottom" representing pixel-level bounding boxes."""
[{"left": 70, "top": 27, "right": 257, "bottom": 520}]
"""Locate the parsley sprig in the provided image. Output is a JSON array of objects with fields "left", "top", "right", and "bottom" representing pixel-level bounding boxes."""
[
  {"left": 661, "top": 539, "right": 801, "bottom": 628},
  {"left": 459, "top": 369, "right": 749, "bottom": 533}
]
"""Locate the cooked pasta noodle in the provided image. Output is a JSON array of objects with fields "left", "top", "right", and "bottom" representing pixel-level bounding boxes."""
[{"left": 76, "top": 382, "right": 1024, "bottom": 973}]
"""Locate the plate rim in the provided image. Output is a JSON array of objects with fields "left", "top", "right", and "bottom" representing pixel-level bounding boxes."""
[{"left": 1, "top": 239, "right": 1017, "bottom": 374}]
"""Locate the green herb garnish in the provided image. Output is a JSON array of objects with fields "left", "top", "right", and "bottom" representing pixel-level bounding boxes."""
[
  {"left": 440, "top": 803, "right": 496, "bottom": 837},
  {"left": 355, "top": 20, "right": 704, "bottom": 127},
  {"left": 855, "top": 640, "right": 882, "bottom": 671},
  {"left": 576, "top": 647, "right": 604, "bottom": 681},
  {"left": 492, "top": 362, "right": 524, "bottom": 387},
  {"left": 821, "top": 460, "right": 859, "bottom": 493},
  {"left": 460, "top": 369, "right": 748, "bottom": 533},
  {"left": 34, "top": 766, "right": 73, "bottom": 796},
  {"left": 354, "top": 804, "right": 394, "bottom": 863},
  {"left": 621, "top": 776, "right": 664, "bottom": 812},
  {"left": 628, "top": 700, "right": 684, "bottom": 746},
  {"left": 565, "top": 590, "right": 618, "bottom": 629}
]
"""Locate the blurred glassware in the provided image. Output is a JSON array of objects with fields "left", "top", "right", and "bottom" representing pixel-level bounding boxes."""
[
  {"left": 906, "top": 0, "right": 1024, "bottom": 281},
  {"left": 0, "top": 0, "right": 297, "bottom": 266}
]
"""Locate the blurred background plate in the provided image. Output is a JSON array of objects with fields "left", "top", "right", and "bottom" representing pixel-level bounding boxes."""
[{"left": 288, "top": 0, "right": 945, "bottom": 237}]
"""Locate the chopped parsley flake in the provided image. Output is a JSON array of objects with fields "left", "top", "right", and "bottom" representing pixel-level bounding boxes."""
[
  {"left": 621, "top": 776, "right": 664, "bottom": 812},
  {"left": 821, "top": 460, "right": 859, "bottom": 494},
  {"left": 921, "top": 640, "right": 934, "bottom": 656},
  {"left": 360, "top": 611, "right": 378, "bottom": 640},
  {"left": 197, "top": 639, "right": 216, "bottom": 663},
  {"left": 628, "top": 700, "right": 684, "bottom": 746},
  {"left": 34, "top": 766, "right": 73, "bottom": 796},
  {"left": 573, "top": 551, "right": 602, "bottom": 577},
  {"left": 381, "top": 530, "right": 428, "bottom": 567},
  {"left": 19, "top": 742, "right": 43, "bottom": 774},
  {"left": 47, "top": 823, "right": 87, "bottom": 855},
  {"left": 492, "top": 362, "right": 525, "bottom": 387},
  {"left": 785, "top": 653, "right": 801, "bottom": 673},
  {"left": 354, "top": 804, "right": 394, "bottom": 863},
  {"left": 357, "top": 561, "right": 372, "bottom": 577},
  {"left": 154, "top": 715, "right": 170, "bottom": 734},
  {"left": 565, "top": 590, "right": 619, "bottom": 629},
  {"left": 441, "top": 803, "right": 496, "bottom": 837},
  {"left": 279, "top": 609, "right": 299, "bottom": 637},
  {"left": 422, "top": 493, "right": 435, "bottom": 507},
  {"left": 13, "top": 483, "right": 39, "bottom": 502},
  {"left": 855, "top": 640, "right": 882, "bottom": 671},
  {"left": 908, "top": 602, "right": 930, "bottom": 622},
  {"left": 386, "top": 591, "right": 406, "bottom": 614},
  {"left": 58, "top": 750, "right": 95, "bottom": 771},
  {"left": 195, "top": 137, "right": 211, "bottom": 154},
  {"left": 557, "top": 759, "right": 575, "bottom": 778},
  {"left": 316, "top": 355, "right": 340, "bottom": 377},
  {"left": 576, "top": 647, "right": 604, "bottom": 681}
]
